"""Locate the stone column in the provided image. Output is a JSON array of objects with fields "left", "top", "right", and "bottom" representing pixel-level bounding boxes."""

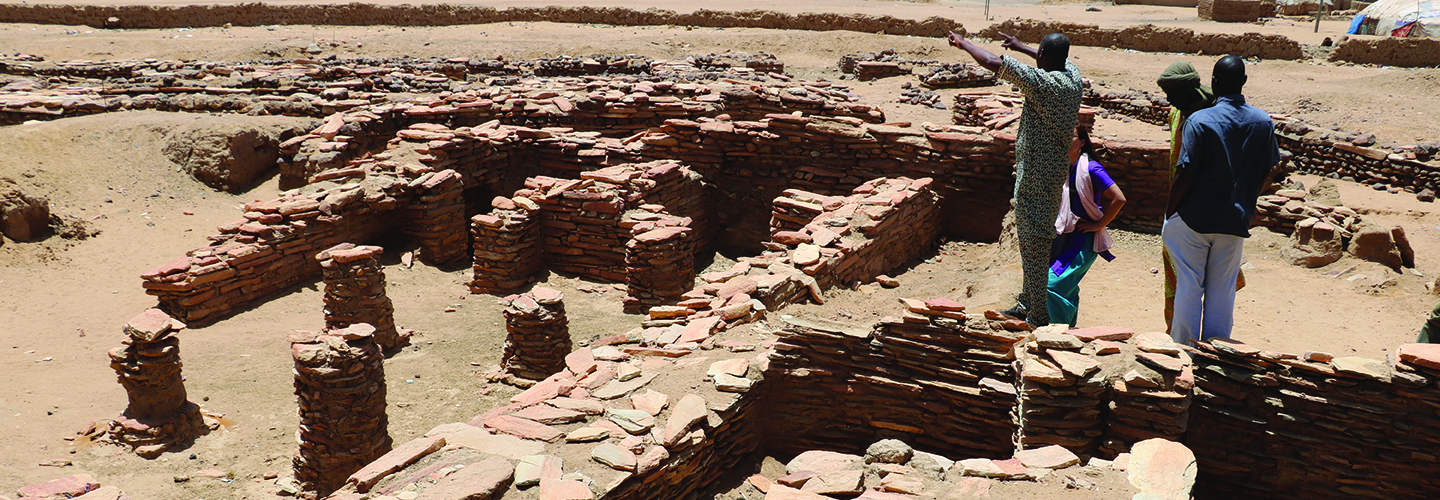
[
  {"left": 291, "top": 324, "right": 391, "bottom": 499},
  {"left": 106, "top": 308, "right": 206, "bottom": 458},
  {"left": 624, "top": 213, "right": 694, "bottom": 313},
  {"left": 402, "top": 169, "right": 467, "bottom": 265},
  {"left": 470, "top": 196, "right": 544, "bottom": 294},
  {"left": 500, "top": 287, "right": 570, "bottom": 382},
  {"left": 318, "top": 243, "right": 405, "bottom": 350}
]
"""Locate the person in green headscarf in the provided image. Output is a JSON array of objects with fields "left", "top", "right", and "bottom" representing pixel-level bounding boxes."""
[
  {"left": 1419, "top": 301, "right": 1440, "bottom": 343},
  {"left": 1156, "top": 62, "right": 1244, "bottom": 333}
]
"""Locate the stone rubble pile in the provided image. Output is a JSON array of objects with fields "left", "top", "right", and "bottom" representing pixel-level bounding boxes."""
[
  {"left": 1258, "top": 187, "right": 1417, "bottom": 270},
  {"left": 105, "top": 308, "right": 207, "bottom": 458},
  {"left": 318, "top": 244, "right": 406, "bottom": 351},
  {"left": 500, "top": 287, "right": 572, "bottom": 382},
  {"left": 470, "top": 196, "right": 543, "bottom": 294},
  {"left": 767, "top": 177, "right": 942, "bottom": 289},
  {"left": 919, "top": 63, "right": 996, "bottom": 89},
  {"left": 291, "top": 324, "right": 391, "bottom": 499},
  {"left": 1186, "top": 338, "right": 1440, "bottom": 499}
]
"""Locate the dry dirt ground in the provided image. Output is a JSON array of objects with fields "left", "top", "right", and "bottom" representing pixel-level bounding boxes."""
[{"left": 2, "top": 2, "right": 1439, "bottom": 499}]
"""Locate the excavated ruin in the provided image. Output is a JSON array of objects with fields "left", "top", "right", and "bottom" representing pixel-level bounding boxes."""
[{"left": 5, "top": 39, "right": 1432, "bottom": 499}]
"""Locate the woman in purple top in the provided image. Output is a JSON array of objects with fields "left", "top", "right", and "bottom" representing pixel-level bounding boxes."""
[{"left": 1048, "top": 127, "right": 1127, "bottom": 327}]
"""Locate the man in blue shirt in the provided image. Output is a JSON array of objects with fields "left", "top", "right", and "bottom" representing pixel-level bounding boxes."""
[{"left": 1163, "top": 56, "right": 1281, "bottom": 345}]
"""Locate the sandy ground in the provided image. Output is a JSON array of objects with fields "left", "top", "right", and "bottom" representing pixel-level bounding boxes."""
[{"left": 2, "top": 3, "right": 1440, "bottom": 498}]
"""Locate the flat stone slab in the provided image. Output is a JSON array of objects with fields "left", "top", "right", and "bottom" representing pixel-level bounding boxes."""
[
  {"left": 765, "top": 485, "right": 832, "bottom": 500},
  {"left": 707, "top": 358, "right": 750, "bottom": 378},
  {"left": 800, "top": 469, "right": 863, "bottom": 495},
  {"left": 591, "top": 443, "right": 636, "bottom": 471},
  {"left": 1128, "top": 438, "right": 1196, "bottom": 500},
  {"left": 630, "top": 389, "right": 669, "bottom": 416},
  {"left": 1015, "top": 445, "right": 1080, "bottom": 469},
  {"left": 1136, "top": 352, "right": 1184, "bottom": 373},
  {"left": 565, "top": 427, "right": 610, "bottom": 443},
  {"left": 513, "top": 405, "right": 587, "bottom": 425},
  {"left": 1035, "top": 327, "right": 1083, "bottom": 350},
  {"left": 1135, "top": 332, "right": 1181, "bottom": 354},
  {"left": 1047, "top": 350, "right": 1100, "bottom": 377},
  {"left": 417, "top": 456, "right": 513, "bottom": 500},
  {"left": 1021, "top": 357, "right": 1072, "bottom": 386},
  {"left": 538, "top": 478, "right": 594, "bottom": 500},
  {"left": 443, "top": 425, "right": 545, "bottom": 459},
  {"left": 483, "top": 415, "right": 564, "bottom": 442},
  {"left": 661, "top": 394, "right": 708, "bottom": 446},
  {"left": 786, "top": 450, "right": 863, "bottom": 475},
  {"left": 714, "top": 373, "right": 753, "bottom": 392},
  {"left": 546, "top": 397, "right": 604, "bottom": 415},
  {"left": 1331, "top": 356, "right": 1390, "bottom": 382},
  {"left": 564, "top": 348, "right": 596, "bottom": 375},
  {"left": 18, "top": 473, "right": 100, "bottom": 498},
  {"left": 592, "top": 373, "right": 657, "bottom": 400},
  {"left": 514, "top": 455, "right": 563, "bottom": 487},
  {"left": 1399, "top": 343, "right": 1440, "bottom": 369},
  {"left": 347, "top": 436, "right": 446, "bottom": 491},
  {"left": 1067, "top": 325, "right": 1133, "bottom": 342},
  {"left": 604, "top": 408, "right": 655, "bottom": 434},
  {"left": 1210, "top": 338, "right": 1259, "bottom": 357}
]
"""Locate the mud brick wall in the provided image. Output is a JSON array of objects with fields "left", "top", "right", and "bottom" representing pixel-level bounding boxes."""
[
  {"left": 523, "top": 177, "right": 631, "bottom": 282},
  {"left": 0, "top": 4, "right": 964, "bottom": 38},
  {"left": 105, "top": 309, "right": 206, "bottom": 459},
  {"left": 623, "top": 214, "right": 695, "bottom": 313},
  {"left": 469, "top": 199, "right": 543, "bottom": 294},
  {"left": 1330, "top": 36, "right": 1440, "bottom": 68},
  {"left": 318, "top": 244, "right": 403, "bottom": 351},
  {"left": 770, "top": 177, "right": 943, "bottom": 289},
  {"left": 980, "top": 19, "right": 1304, "bottom": 60},
  {"left": 764, "top": 316, "right": 1025, "bottom": 459},
  {"left": 1198, "top": 0, "right": 1276, "bottom": 22},
  {"left": 1090, "top": 138, "right": 1173, "bottom": 234},
  {"left": 501, "top": 288, "right": 571, "bottom": 381},
  {"left": 291, "top": 325, "right": 391, "bottom": 499},
  {"left": 1015, "top": 333, "right": 1108, "bottom": 455},
  {"left": 1184, "top": 339, "right": 1440, "bottom": 499}
]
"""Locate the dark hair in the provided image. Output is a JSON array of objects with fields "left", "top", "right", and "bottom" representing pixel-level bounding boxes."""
[
  {"left": 1212, "top": 55, "right": 1247, "bottom": 95},
  {"left": 1039, "top": 33, "right": 1071, "bottom": 67},
  {"left": 1076, "top": 126, "right": 1097, "bottom": 158}
]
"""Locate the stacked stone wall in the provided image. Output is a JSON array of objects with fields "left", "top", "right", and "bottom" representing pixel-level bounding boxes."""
[
  {"left": 318, "top": 244, "right": 404, "bottom": 351},
  {"left": 1186, "top": 338, "right": 1440, "bottom": 499},
  {"left": 1015, "top": 330, "right": 1109, "bottom": 455},
  {"left": 623, "top": 213, "right": 695, "bottom": 313},
  {"left": 765, "top": 316, "right": 1025, "bottom": 459},
  {"left": 500, "top": 288, "right": 571, "bottom": 382}
]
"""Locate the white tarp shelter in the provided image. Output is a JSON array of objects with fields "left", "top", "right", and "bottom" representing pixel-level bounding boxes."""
[{"left": 1350, "top": 0, "right": 1440, "bottom": 37}]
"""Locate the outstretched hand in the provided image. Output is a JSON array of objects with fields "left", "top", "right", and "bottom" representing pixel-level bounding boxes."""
[
  {"left": 998, "top": 32, "right": 1023, "bottom": 51},
  {"left": 947, "top": 30, "right": 965, "bottom": 49}
]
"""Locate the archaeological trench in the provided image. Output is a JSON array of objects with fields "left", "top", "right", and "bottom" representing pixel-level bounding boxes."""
[{"left": 8, "top": 16, "right": 1440, "bottom": 500}]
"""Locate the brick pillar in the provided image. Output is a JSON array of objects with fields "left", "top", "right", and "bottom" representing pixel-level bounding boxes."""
[
  {"left": 1015, "top": 326, "right": 1107, "bottom": 456},
  {"left": 500, "top": 287, "right": 570, "bottom": 382},
  {"left": 318, "top": 243, "right": 406, "bottom": 350},
  {"left": 623, "top": 213, "right": 694, "bottom": 313},
  {"left": 470, "top": 196, "right": 543, "bottom": 294},
  {"left": 106, "top": 308, "right": 206, "bottom": 458},
  {"left": 291, "top": 324, "right": 391, "bottom": 499},
  {"left": 403, "top": 169, "right": 466, "bottom": 265}
]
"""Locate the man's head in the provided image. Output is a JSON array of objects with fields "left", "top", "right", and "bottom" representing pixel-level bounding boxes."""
[
  {"left": 1156, "top": 61, "right": 1209, "bottom": 111},
  {"left": 1212, "top": 55, "right": 1247, "bottom": 96},
  {"left": 1036, "top": 33, "right": 1070, "bottom": 71}
]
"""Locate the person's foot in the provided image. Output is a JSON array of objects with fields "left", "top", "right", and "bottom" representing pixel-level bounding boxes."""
[{"left": 998, "top": 304, "right": 1027, "bottom": 321}]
